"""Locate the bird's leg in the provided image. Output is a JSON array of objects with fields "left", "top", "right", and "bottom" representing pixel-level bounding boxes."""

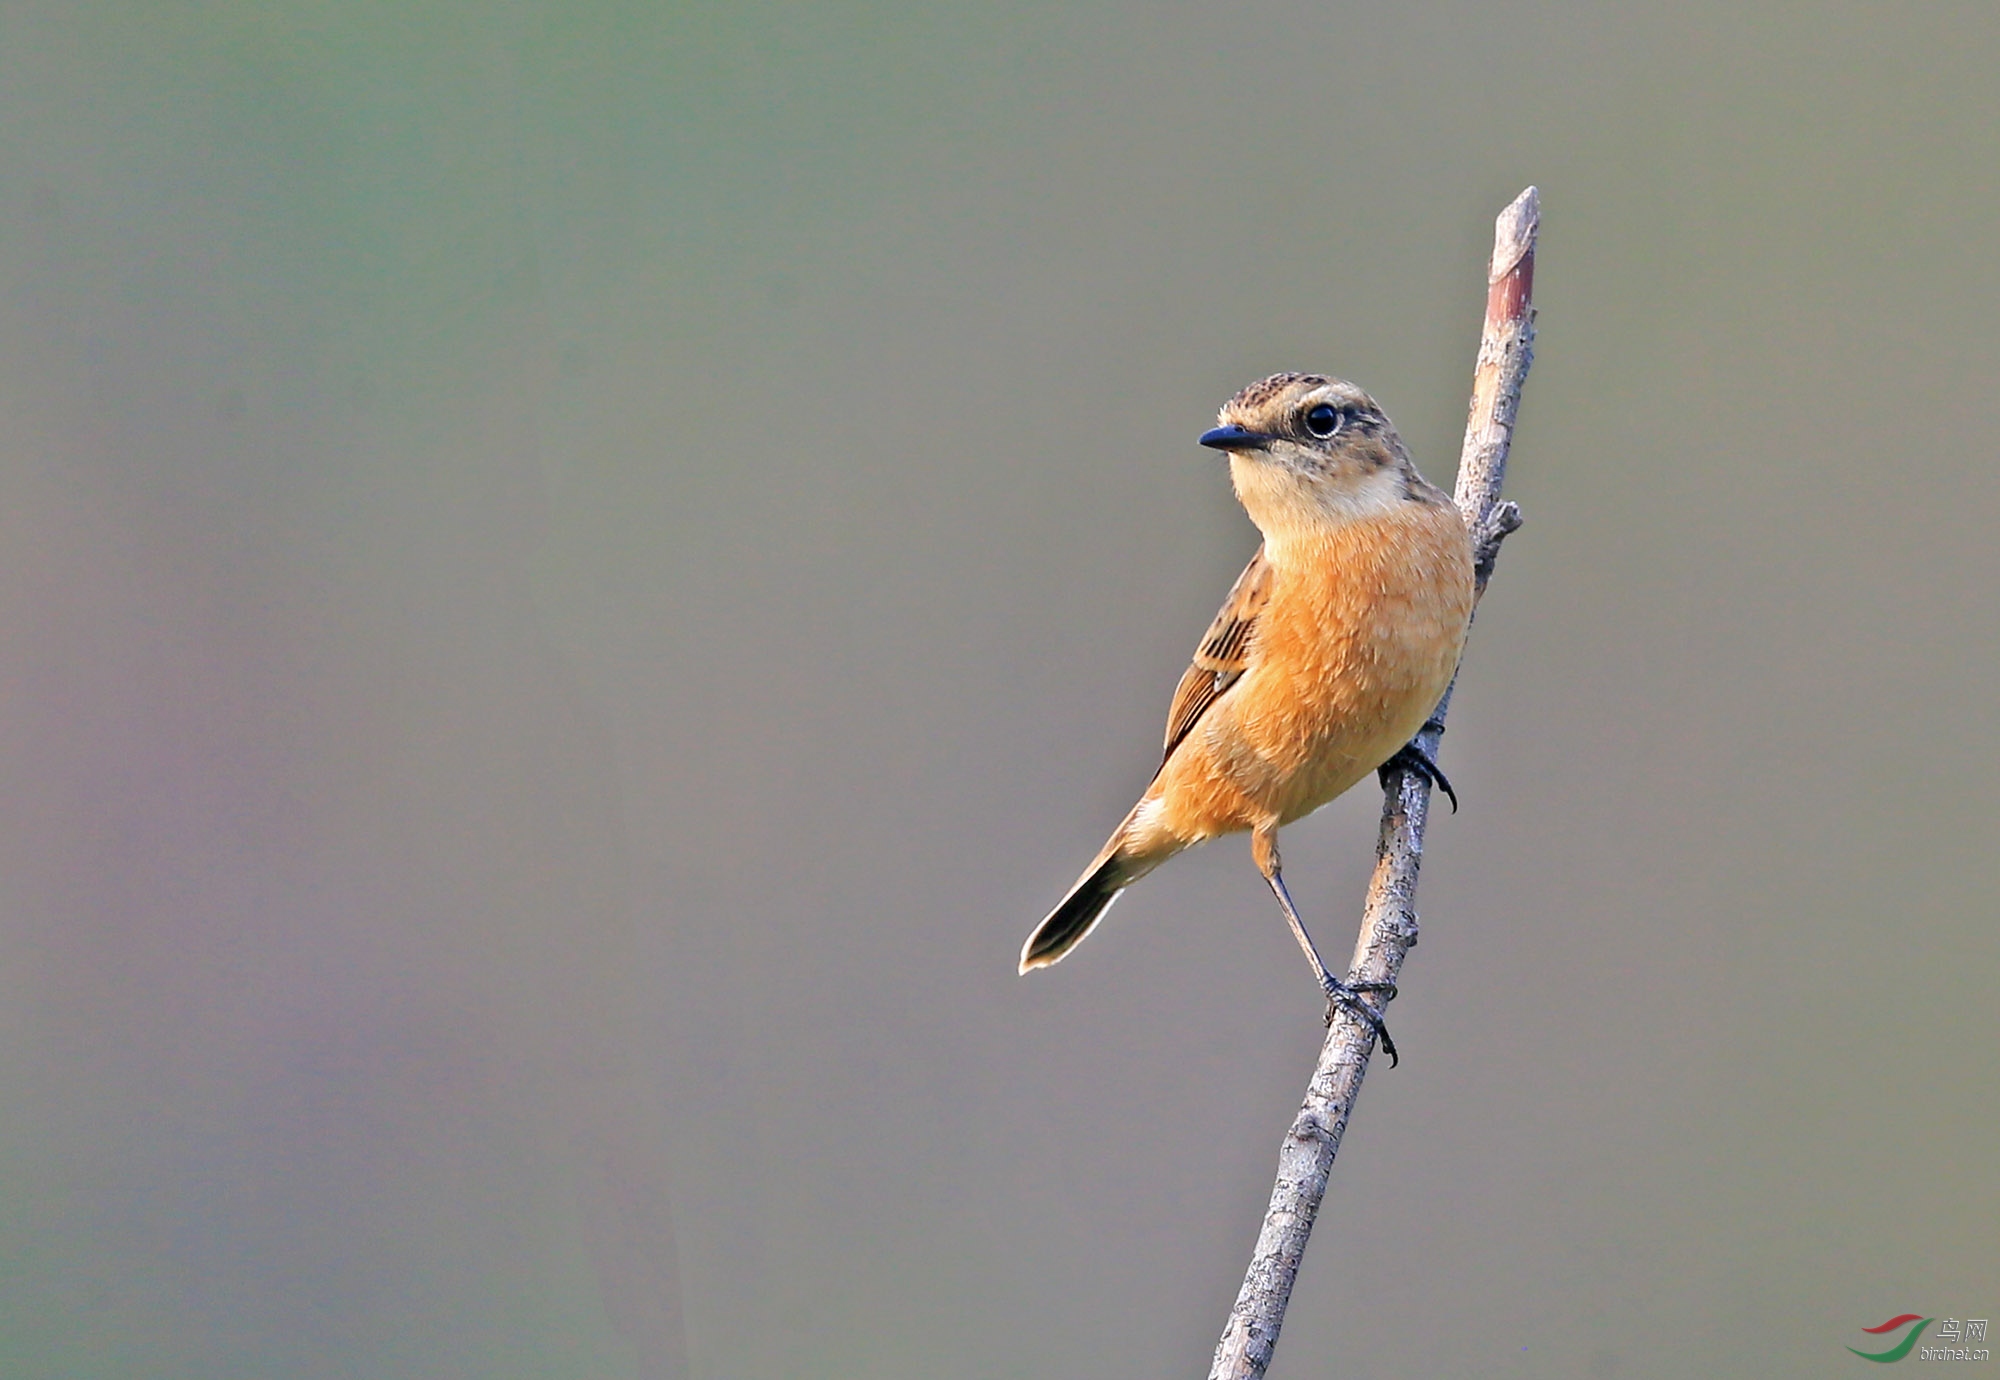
[
  {"left": 1377, "top": 717, "right": 1457, "bottom": 813},
  {"left": 1252, "top": 826, "right": 1399, "bottom": 1067}
]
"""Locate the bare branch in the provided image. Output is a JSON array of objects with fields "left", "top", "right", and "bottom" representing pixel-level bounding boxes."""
[{"left": 1209, "top": 186, "right": 1539, "bottom": 1380}]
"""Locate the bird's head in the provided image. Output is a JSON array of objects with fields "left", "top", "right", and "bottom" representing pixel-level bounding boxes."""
[{"left": 1199, "top": 374, "right": 1434, "bottom": 537}]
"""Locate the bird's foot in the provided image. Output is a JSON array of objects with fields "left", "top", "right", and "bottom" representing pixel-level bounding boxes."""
[
  {"left": 1378, "top": 723, "right": 1457, "bottom": 813},
  {"left": 1322, "top": 978, "right": 1400, "bottom": 1067}
]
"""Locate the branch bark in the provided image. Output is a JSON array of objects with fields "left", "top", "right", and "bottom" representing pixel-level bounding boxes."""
[{"left": 1208, "top": 186, "right": 1540, "bottom": 1380}]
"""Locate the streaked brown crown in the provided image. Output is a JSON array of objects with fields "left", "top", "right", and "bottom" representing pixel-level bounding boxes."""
[
  {"left": 1223, "top": 372, "right": 1331, "bottom": 414},
  {"left": 1217, "top": 374, "right": 1388, "bottom": 438}
]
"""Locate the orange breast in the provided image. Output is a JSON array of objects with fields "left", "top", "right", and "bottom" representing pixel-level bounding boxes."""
[{"left": 1143, "top": 502, "right": 1473, "bottom": 846}]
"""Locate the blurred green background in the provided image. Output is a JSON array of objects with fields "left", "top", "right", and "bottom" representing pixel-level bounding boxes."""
[{"left": 1, "top": 2, "right": 1994, "bottom": 1376}]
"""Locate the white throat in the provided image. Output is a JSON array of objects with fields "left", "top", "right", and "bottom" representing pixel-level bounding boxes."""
[{"left": 1230, "top": 457, "right": 1408, "bottom": 540}]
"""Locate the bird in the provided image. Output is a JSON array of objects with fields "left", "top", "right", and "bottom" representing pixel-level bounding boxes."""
[{"left": 1018, "top": 373, "right": 1475, "bottom": 1061}]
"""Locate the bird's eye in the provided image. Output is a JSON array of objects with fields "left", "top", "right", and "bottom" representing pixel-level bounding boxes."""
[{"left": 1303, "top": 403, "right": 1342, "bottom": 438}]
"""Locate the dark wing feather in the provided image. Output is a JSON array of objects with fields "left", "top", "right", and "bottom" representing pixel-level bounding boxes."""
[{"left": 1161, "top": 547, "right": 1270, "bottom": 764}]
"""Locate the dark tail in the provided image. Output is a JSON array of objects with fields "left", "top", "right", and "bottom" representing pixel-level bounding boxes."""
[{"left": 1019, "top": 852, "right": 1129, "bottom": 974}]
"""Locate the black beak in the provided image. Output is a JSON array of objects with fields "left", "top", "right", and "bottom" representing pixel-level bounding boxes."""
[{"left": 1198, "top": 424, "right": 1272, "bottom": 452}]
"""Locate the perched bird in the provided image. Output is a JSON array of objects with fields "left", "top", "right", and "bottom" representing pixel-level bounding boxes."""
[{"left": 1019, "top": 373, "right": 1475, "bottom": 1058}]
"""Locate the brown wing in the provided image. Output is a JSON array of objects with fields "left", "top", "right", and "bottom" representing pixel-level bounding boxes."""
[{"left": 1161, "top": 547, "right": 1271, "bottom": 764}]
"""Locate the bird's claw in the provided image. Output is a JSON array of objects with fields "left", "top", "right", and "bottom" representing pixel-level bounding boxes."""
[
  {"left": 1322, "top": 978, "right": 1399, "bottom": 1067},
  {"left": 1378, "top": 728, "right": 1457, "bottom": 813}
]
